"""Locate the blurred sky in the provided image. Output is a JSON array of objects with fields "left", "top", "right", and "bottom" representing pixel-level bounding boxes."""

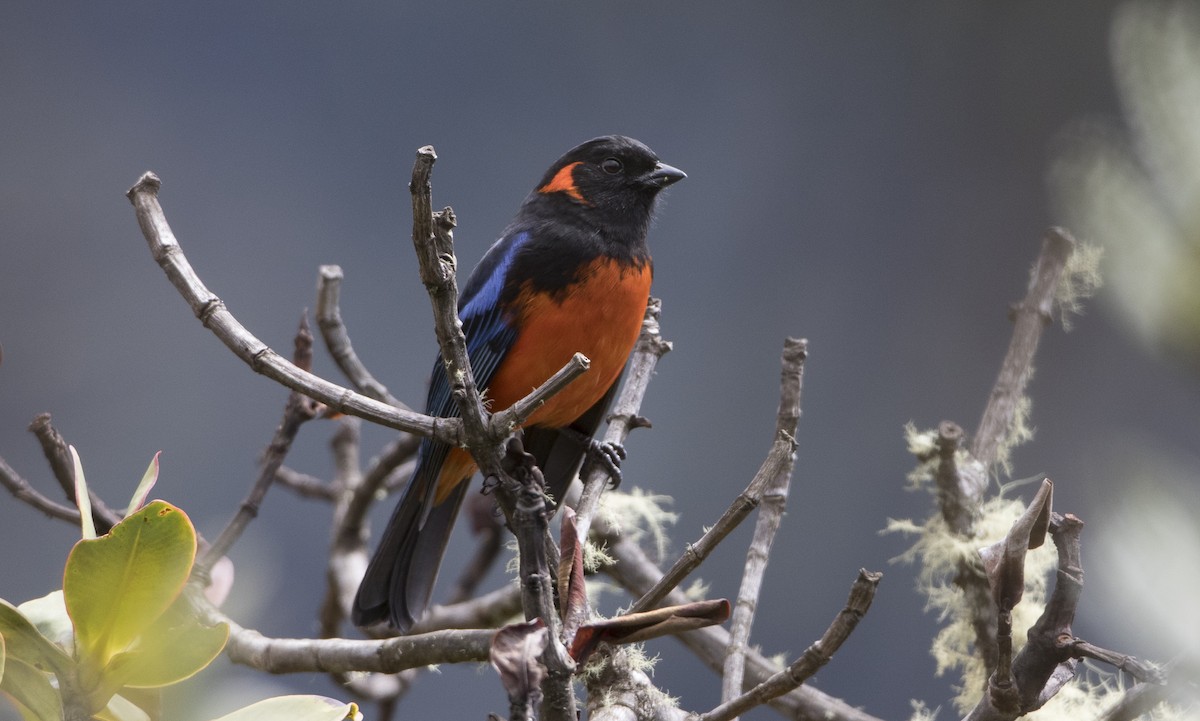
[{"left": 2, "top": 2, "right": 1198, "bottom": 720}]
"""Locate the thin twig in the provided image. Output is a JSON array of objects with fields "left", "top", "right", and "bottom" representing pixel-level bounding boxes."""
[
  {"left": 574, "top": 298, "right": 672, "bottom": 540},
  {"left": 126, "top": 172, "right": 458, "bottom": 444},
  {"left": 445, "top": 493, "right": 505, "bottom": 605},
  {"left": 410, "top": 585, "right": 524, "bottom": 634},
  {"left": 0, "top": 453, "right": 81, "bottom": 522},
  {"left": 934, "top": 421, "right": 973, "bottom": 533},
  {"left": 722, "top": 338, "right": 808, "bottom": 712},
  {"left": 193, "top": 592, "right": 492, "bottom": 673},
  {"left": 317, "top": 419, "right": 415, "bottom": 711},
  {"left": 937, "top": 229, "right": 1077, "bottom": 685},
  {"left": 970, "top": 227, "right": 1076, "bottom": 480},
  {"left": 631, "top": 341, "right": 808, "bottom": 616},
  {"left": 699, "top": 570, "right": 881, "bottom": 721},
  {"left": 275, "top": 466, "right": 337, "bottom": 501},
  {"left": 1096, "top": 656, "right": 1196, "bottom": 721},
  {"left": 315, "top": 264, "right": 409, "bottom": 410},
  {"left": 196, "top": 315, "right": 321, "bottom": 576},
  {"left": 320, "top": 416, "right": 363, "bottom": 640},
  {"left": 601, "top": 524, "right": 887, "bottom": 721},
  {"left": 28, "top": 413, "right": 123, "bottom": 533}
]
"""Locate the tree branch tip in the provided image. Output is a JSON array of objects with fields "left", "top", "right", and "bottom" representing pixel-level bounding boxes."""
[
  {"left": 1045, "top": 226, "right": 1076, "bottom": 251},
  {"left": 126, "top": 171, "right": 162, "bottom": 200},
  {"left": 319, "top": 265, "right": 344, "bottom": 281},
  {"left": 435, "top": 207, "right": 457, "bottom": 229},
  {"left": 858, "top": 568, "right": 883, "bottom": 584},
  {"left": 937, "top": 421, "right": 963, "bottom": 442},
  {"left": 417, "top": 145, "right": 437, "bottom": 159},
  {"left": 782, "top": 337, "right": 808, "bottom": 361}
]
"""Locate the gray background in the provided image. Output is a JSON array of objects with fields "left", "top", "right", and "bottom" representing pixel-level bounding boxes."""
[{"left": 2, "top": 3, "right": 1197, "bottom": 719}]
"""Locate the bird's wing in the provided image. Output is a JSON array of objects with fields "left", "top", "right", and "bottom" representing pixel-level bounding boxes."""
[{"left": 412, "top": 232, "right": 526, "bottom": 520}]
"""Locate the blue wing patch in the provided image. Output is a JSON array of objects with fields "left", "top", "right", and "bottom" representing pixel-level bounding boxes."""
[{"left": 411, "top": 231, "right": 528, "bottom": 523}]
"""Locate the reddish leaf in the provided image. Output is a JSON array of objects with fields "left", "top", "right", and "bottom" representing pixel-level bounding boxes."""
[
  {"left": 558, "top": 507, "right": 588, "bottom": 639},
  {"left": 569, "top": 599, "right": 731, "bottom": 664}
]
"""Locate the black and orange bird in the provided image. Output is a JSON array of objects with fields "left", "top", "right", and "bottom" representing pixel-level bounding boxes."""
[{"left": 353, "top": 135, "right": 685, "bottom": 630}]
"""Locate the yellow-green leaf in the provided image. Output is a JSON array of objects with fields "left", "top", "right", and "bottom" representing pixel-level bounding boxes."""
[
  {"left": 0, "top": 630, "right": 7, "bottom": 683},
  {"left": 102, "top": 599, "right": 228, "bottom": 689},
  {"left": 70, "top": 445, "right": 96, "bottom": 540},
  {"left": 64, "top": 501, "right": 196, "bottom": 670},
  {"left": 0, "top": 656, "right": 62, "bottom": 721},
  {"left": 17, "top": 591, "right": 73, "bottom": 652},
  {"left": 0, "top": 599, "right": 72, "bottom": 676},
  {"left": 125, "top": 452, "right": 161, "bottom": 518},
  {"left": 209, "top": 696, "right": 362, "bottom": 721}
]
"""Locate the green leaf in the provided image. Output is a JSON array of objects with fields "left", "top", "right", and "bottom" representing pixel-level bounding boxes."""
[
  {"left": 17, "top": 591, "right": 73, "bottom": 652},
  {"left": 64, "top": 501, "right": 196, "bottom": 671},
  {"left": 70, "top": 445, "right": 96, "bottom": 540},
  {"left": 125, "top": 452, "right": 161, "bottom": 518},
  {"left": 0, "top": 599, "right": 72, "bottom": 676},
  {"left": 101, "top": 597, "right": 228, "bottom": 689},
  {"left": 0, "top": 656, "right": 62, "bottom": 721},
  {"left": 208, "top": 696, "right": 362, "bottom": 721}
]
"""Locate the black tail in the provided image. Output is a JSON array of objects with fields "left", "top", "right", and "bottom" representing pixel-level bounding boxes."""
[{"left": 352, "top": 463, "right": 469, "bottom": 630}]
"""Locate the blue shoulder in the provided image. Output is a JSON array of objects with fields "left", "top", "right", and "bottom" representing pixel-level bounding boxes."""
[
  {"left": 460, "top": 230, "right": 528, "bottom": 314},
  {"left": 424, "top": 231, "right": 527, "bottom": 419}
]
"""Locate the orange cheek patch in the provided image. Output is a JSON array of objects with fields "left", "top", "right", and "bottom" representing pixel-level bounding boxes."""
[{"left": 538, "top": 161, "right": 587, "bottom": 203}]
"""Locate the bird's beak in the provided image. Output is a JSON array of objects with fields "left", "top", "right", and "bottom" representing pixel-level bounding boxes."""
[{"left": 641, "top": 162, "right": 687, "bottom": 189}]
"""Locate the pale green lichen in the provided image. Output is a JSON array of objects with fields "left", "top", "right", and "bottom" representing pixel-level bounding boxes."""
[
  {"left": 1055, "top": 241, "right": 1104, "bottom": 331},
  {"left": 596, "top": 487, "right": 679, "bottom": 562},
  {"left": 887, "top": 495, "right": 1057, "bottom": 714},
  {"left": 994, "top": 394, "right": 1035, "bottom": 478},
  {"left": 906, "top": 698, "right": 940, "bottom": 721}
]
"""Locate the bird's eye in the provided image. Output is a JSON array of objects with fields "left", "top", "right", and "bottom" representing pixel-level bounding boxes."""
[{"left": 601, "top": 157, "right": 623, "bottom": 174}]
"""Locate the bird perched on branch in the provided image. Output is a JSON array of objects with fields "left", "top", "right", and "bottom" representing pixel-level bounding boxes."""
[{"left": 353, "top": 136, "right": 685, "bottom": 630}]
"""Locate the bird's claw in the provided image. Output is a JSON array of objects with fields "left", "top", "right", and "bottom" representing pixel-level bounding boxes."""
[{"left": 583, "top": 440, "right": 627, "bottom": 488}]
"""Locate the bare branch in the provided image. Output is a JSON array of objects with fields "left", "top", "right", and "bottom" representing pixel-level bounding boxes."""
[
  {"left": 411, "top": 585, "right": 524, "bottom": 634},
  {"left": 602, "top": 525, "right": 887, "bottom": 721},
  {"left": 126, "top": 172, "right": 459, "bottom": 445},
  {"left": 445, "top": 493, "right": 506, "bottom": 605},
  {"left": 574, "top": 298, "right": 672, "bottom": 539},
  {"left": 922, "top": 230, "right": 1079, "bottom": 687},
  {"left": 195, "top": 596, "right": 492, "bottom": 673},
  {"left": 315, "top": 264, "right": 409, "bottom": 410},
  {"left": 0, "top": 452, "right": 81, "bottom": 523},
  {"left": 933, "top": 421, "right": 974, "bottom": 533},
  {"left": 28, "top": 413, "right": 123, "bottom": 533},
  {"left": 407, "top": 148, "right": 577, "bottom": 721},
  {"left": 971, "top": 227, "right": 1075, "bottom": 476},
  {"left": 631, "top": 340, "right": 808, "bottom": 616},
  {"left": 197, "top": 314, "right": 321, "bottom": 576},
  {"left": 700, "top": 570, "right": 881, "bottom": 721},
  {"left": 274, "top": 465, "right": 337, "bottom": 501},
  {"left": 722, "top": 338, "right": 808, "bottom": 710},
  {"left": 1096, "top": 656, "right": 1196, "bottom": 721}
]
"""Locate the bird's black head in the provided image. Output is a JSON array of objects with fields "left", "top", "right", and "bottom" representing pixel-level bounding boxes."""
[{"left": 528, "top": 135, "right": 685, "bottom": 229}]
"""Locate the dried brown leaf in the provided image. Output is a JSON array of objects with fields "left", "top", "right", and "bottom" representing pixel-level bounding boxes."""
[{"left": 568, "top": 599, "right": 731, "bottom": 664}]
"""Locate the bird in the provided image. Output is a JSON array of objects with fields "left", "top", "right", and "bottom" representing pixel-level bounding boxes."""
[{"left": 352, "top": 135, "right": 685, "bottom": 630}]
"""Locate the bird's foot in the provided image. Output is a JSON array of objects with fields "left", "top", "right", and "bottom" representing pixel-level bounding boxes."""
[{"left": 582, "top": 439, "right": 627, "bottom": 488}]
